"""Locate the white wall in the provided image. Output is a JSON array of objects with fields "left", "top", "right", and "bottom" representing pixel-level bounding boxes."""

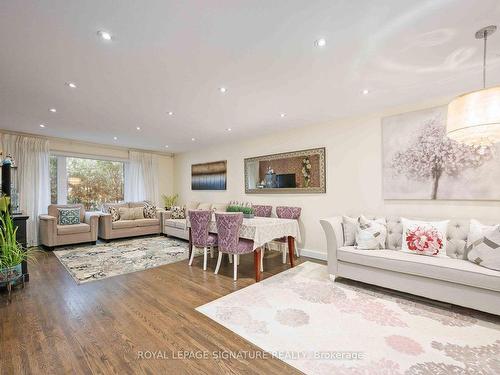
[{"left": 173, "top": 102, "right": 500, "bottom": 257}]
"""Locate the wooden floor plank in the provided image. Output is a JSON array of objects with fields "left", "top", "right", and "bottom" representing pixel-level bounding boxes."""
[{"left": 0, "top": 242, "right": 318, "bottom": 374}]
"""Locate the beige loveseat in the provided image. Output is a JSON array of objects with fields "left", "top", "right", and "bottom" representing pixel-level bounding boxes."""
[
  {"left": 39, "top": 204, "right": 99, "bottom": 249},
  {"left": 163, "top": 202, "right": 228, "bottom": 240},
  {"left": 99, "top": 202, "right": 162, "bottom": 240},
  {"left": 320, "top": 216, "right": 500, "bottom": 315}
]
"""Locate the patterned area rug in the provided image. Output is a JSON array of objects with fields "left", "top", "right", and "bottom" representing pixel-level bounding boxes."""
[
  {"left": 54, "top": 236, "right": 189, "bottom": 284},
  {"left": 197, "top": 261, "right": 500, "bottom": 375}
]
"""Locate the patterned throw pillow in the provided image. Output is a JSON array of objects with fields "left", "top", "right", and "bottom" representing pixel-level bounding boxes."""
[
  {"left": 57, "top": 208, "right": 81, "bottom": 225},
  {"left": 467, "top": 222, "right": 500, "bottom": 271},
  {"left": 108, "top": 206, "right": 120, "bottom": 222},
  {"left": 143, "top": 201, "right": 157, "bottom": 219},
  {"left": 171, "top": 206, "right": 185, "bottom": 219},
  {"left": 355, "top": 216, "right": 387, "bottom": 250},
  {"left": 401, "top": 218, "right": 449, "bottom": 257}
]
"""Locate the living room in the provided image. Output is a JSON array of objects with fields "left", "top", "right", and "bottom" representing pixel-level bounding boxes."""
[{"left": 1, "top": 1, "right": 499, "bottom": 374}]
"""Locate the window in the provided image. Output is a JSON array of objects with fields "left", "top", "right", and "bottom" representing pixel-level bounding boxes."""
[{"left": 50, "top": 155, "right": 125, "bottom": 210}]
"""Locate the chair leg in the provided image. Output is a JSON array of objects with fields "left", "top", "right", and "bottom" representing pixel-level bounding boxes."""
[
  {"left": 214, "top": 252, "right": 223, "bottom": 274},
  {"left": 210, "top": 247, "right": 214, "bottom": 259},
  {"left": 188, "top": 246, "right": 196, "bottom": 266},
  {"left": 203, "top": 247, "right": 208, "bottom": 271},
  {"left": 295, "top": 239, "right": 300, "bottom": 257},
  {"left": 282, "top": 244, "right": 287, "bottom": 264},
  {"left": 233, "top": 257, "right": 238, "bottom": 281},
  {"left": 237, "top": 254, "right": 240, "bottom": 265},
  {"left": 228, "top": 254, "right": 233, "bottom": 263}
]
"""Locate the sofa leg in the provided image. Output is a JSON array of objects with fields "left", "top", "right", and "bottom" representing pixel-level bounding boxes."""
[{"left": 90, "top": 241, "right": 97, "bottom": 245}]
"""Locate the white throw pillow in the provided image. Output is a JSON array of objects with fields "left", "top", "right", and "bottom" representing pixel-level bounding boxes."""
[
  {"left": 466, "top": 219, "right": 499, "bottom": 253},
  {"left": 342, "top": 215, "right": 358, "bottom": 246},
  {"left": 467, "top": 221, "right": 500, "bottom": 271},
  {"left": 401, "top": 218, "right": 449, "bottom": 257},
  {"left": 355, "top": 216, "right": 387, "bottom": 250}
]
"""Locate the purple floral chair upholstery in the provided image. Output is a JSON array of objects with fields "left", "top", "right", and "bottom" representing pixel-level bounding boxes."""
[
  {"left": 214, "top": 212, "right": 261, "bottom": 281},
  {"left": 188, "top": 210, "right": 217, "bottom": 270},
  {"left": 252, "top": 205, "right": 272, "bottom": 218},
  {"left": 275, "top": 206, "right": 302, "bottom": 262}
]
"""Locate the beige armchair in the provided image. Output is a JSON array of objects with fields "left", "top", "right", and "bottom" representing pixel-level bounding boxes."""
[{"left": 39, "top": 204, "right": 99, "bottom": 250}]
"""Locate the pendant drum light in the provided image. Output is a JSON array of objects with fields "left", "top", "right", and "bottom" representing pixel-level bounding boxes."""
[{"left": 446, "top": 25, "right": 500, "bottom": 146}]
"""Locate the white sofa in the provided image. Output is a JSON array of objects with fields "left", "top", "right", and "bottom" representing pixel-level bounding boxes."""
[
  {"left": 320, "top": 216, "right": 500, "bottom": 315},
  {"left": 163, "top": 202, "right": 228, "bottom": 240}
]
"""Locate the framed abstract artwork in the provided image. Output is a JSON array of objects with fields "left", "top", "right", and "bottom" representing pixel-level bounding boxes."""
[
  {"left": 382, "top": 106, "right": 500, "bottom": 200},
  {"left": 191, "top": 160, "right": 227, "bottom": 190}
]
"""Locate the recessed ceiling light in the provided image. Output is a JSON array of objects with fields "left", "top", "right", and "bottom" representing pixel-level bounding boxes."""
[
  {"left": 49, "top": 108, "right": 57, "bottom": 113},
  {"left": 66, "top": 82, "right": 77, "bottom": 88},
  {"left": 39, "top": 124, "right": 46, "bottom": 128},
  {"left": 280, "top": 113, "right": 286, "bottom": 118},
  {"left": 362, "top": 89, "right": 369, "bottom": 95},
  {"left": 219, "top": 87, "right": 227, "bottom": 93},
  {"left": 316, "top": 38, "right": 326, "bottom": 47},
  {"left": 168, "top": 111, "right": 174, "bottom": 116},
  {"left": 191, "top": 137, "right": 196, "bottom": 141},
  {"left": 165, "top": 145, "right": 169, "bottom": 148},
  {"left": 113, "top": 136, "right": 118, "bottom": 141},
  {"left": 227, "top": 128, "right": 232, "bottom": 132},
  {"left": 97, "top": 30, "right": 112, "bottom": 41},
  {"left": 136, "top": 126, "right": 141, "bottom": 130}
]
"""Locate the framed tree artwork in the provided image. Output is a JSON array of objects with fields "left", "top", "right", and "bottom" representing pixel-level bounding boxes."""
[{"left": 382, "top": 106, "right": 500, "bottom": 200}]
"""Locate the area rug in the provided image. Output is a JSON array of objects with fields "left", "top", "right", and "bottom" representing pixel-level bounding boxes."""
[
  {"left": 54, "top": 236, "right": 189, "bottom": 284},
  {"left": 196, "top": 261, "right": 500, "bottom": 375}
]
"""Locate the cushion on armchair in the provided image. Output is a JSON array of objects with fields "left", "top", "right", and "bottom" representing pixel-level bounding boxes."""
[
  {"left": 171, "top": 206, "right": 186, "bottom": 219},
  {"left": 57, "top": 208, "right": 81, "bottom": 225}
]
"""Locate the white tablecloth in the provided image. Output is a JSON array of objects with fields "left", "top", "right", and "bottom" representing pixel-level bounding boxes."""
[{"left": 188, "top": 217, "right": 301, "bottom": 250}]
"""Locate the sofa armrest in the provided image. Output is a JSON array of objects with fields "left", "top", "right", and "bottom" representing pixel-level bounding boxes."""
[
  {"left": 98, "top": 213, "right": 113, "bottom": 239},
  {"left": 155, "top": 208, "right": 166, "bottom": 220},
  {"left": 84, "top": 212, "right": 100, "bottom": 241},
  {"left": 39, "top": 214, "right": 57, "bottom": 246},
  {"left": 320, "top": 217, "right": 343, "bottom": 278},
  {"left": 162, "top": 210, "right": 172, "bottom": 221}
]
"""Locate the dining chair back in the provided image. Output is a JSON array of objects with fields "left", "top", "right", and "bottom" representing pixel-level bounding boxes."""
[
  {"left": 276, "top": 206, "right": 302, "bottom": 220},
  {"left": 188, "top": 210, "right": 217, "bottom": 270},
  {"left": 252, "top": 205, "right": 272, "bottom": 218}
]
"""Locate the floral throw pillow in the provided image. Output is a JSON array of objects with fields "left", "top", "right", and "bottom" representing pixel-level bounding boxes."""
[
  {"left": 355, "top": 216, "right": 387, "bottom": 250},
  {"left": 401, "top": 218, "right": 449, "bottom": 257},
  {"left": 143, "top": 201, "right": 157, "bottom": 219},
  {"left": 171, "top": 206, "right": 185, "bottom": 219},
  {"left": 108, "top": 206, "right": 120, "bottom": 222}
]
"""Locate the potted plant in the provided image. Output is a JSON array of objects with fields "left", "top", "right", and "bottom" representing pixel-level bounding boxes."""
[
  {"left": 161, "top": 193, "right": 179, "bottom": 210},
  {"left": 226, "top": 205, "right": 255, "bottom": 219},
  {"left": 0, "top": 196, "right": 33, "bottom": 300}
]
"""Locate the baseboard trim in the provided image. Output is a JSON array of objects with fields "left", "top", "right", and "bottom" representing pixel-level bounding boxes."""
[{"left": 299, "top": 248, "right": 327, "bottom": 261}]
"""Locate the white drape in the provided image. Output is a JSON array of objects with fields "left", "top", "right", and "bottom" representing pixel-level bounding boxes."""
[
  {"left": 124, "top": 151, "right": 159, "bottom": 205},
  {"left": 0, "top": 133, "right": 50, "bottom": 247}
]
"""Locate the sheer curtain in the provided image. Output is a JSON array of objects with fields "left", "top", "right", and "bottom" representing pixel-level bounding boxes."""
[
  {"left": 0, "top": 133, "right": 50, "bottom": 247},
  {"left": 124, "top": 151, "right": 159, "bottom": 205}
]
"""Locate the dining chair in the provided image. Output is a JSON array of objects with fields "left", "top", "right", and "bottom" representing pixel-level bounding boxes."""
[
  {"left": 252, "top": 205, "right": 272, "bottom": 218},
  {"left": 276, "top": 206, "right": 301, "bottom": 262},
  {"left": 214, "top": 212, "right": 260, "bottom": 281},
  {"left": 188, "top": 210, "right": 218, "bottom": 271}
]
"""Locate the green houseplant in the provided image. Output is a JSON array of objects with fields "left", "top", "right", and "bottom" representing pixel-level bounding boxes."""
[
  {"left": 161, "top": 193, "right": 179, "bottom": 210},
  {"left": 0, "top": 196, "right": 32, "bottom": 288},
  {"left": 226, "top": 205, "right": 254, "bottom": 218}
]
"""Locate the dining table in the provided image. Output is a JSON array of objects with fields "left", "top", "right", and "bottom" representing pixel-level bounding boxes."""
[{"left": 187, "top": 216, "right": 301, "bottom": 281}]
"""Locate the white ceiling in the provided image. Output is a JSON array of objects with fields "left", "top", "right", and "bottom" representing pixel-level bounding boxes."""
[{"left": 1, "top": 0, "right": 500, "bottom": 153}]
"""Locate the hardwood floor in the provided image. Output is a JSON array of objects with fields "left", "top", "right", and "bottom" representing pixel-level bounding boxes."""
[{"left": 0, "top": 241, "right": 319, "bottom": 374}]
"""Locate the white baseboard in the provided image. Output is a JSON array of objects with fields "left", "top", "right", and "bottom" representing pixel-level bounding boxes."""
[{"left": 298, "top": 248, "right": 327, "bottom": 261}]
